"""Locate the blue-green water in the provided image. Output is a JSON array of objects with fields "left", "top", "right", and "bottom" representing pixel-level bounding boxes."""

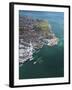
[{"left": 19, "top": 11, "right": 64, "bottom": 79}]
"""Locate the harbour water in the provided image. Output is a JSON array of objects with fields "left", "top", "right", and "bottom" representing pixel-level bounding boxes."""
[{"left": 19, "top": 10, "right": 64, "bottom": 79}]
